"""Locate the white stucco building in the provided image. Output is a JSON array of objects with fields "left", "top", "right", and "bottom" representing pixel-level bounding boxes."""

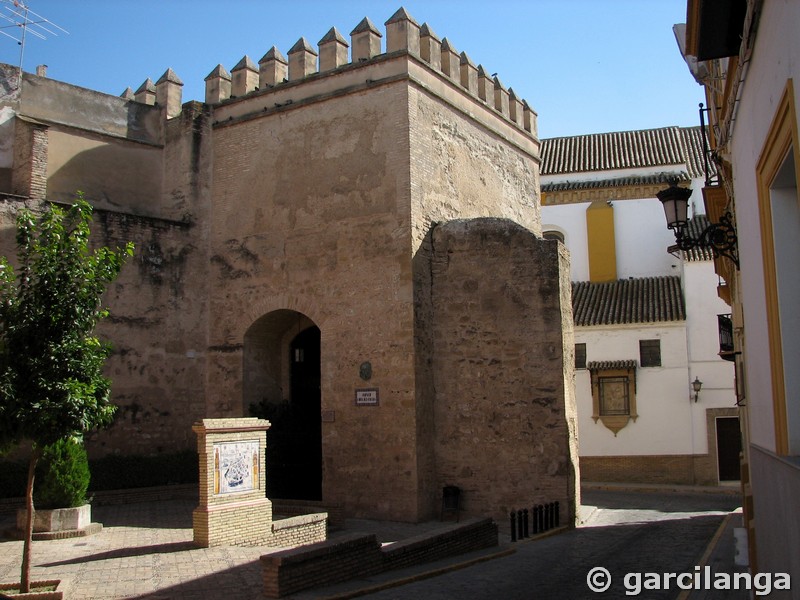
[
  {"left": 541, "top": 126, "right": 738, "bottom": 485},
  {"left": 675, "top": 0, "right": 800, "bottom": 587}
]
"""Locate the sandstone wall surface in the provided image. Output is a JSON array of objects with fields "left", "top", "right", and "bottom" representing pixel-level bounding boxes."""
[
  {"left": 409, "top": 84, "right": 541, "bottom": 518},
  {"left": 428, "top": 219, "right": 577, "bottom": 525},
  {"left": 208, "top": 80, "right": 421, "bottom": 520}
]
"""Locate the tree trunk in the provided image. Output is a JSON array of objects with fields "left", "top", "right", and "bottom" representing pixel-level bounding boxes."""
[{"left": 20, "top": 446, "right": 42, "bottom": 594}]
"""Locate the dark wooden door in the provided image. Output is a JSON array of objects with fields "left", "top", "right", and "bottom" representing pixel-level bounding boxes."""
[{"left": 716, "top": 417, "right": 741, "bottom": 481}]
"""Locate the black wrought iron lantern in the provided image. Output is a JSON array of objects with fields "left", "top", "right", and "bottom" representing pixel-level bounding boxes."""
[
  {"left": 656, "top": 182, "right": 739, "bottom": 268},
  {"left": 657, "top": 183, "right": 693, "bottom": 230},
  {"left": 692, "top": 376, "right": 703, "bottom": 403}
]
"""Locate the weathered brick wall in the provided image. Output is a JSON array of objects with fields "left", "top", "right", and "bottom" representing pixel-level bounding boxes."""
[
  {"left": 89, "top": 209, "right": 207, "bottom": 457},
  {"left": 0, "top": 198, "right": 208, "bottom": 458},
  {"left": 10, "top": 119, "right": 47, "bottom": 200},
  {"left": 408, "top": 85, "right": 540, "bottom": 249},
  {"left": 207, "top": 81, "right": 422, "bottom": 521},
  {"left": 0, "top": 101, "right": 212, "bottom": 459},
  {"left": 261, "top": 518, "right": 498, "bottom": 598},
  {"left": 428, "top": 219, "right": 577, "bottom": 526},
  {"left": 262, "top": 533, "right": 384, "bottom": 598},
  {"left": 269, "top": 513, "right": 327, "bottom": 547},
  {"left": 580, "top": 455, "right": 697, "bottom": 484},
  {"left": 380, "top": 517, "right": 497, "bottom": 570},
  {"left": 409, "top": 84, "right": 541, "bottom": 519},
  {"left": 88, "top": 105, "right": 212, "bottom": 457}
]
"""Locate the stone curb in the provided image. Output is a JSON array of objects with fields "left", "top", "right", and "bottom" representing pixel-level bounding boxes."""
[{"left": 3, "top": 522, "right": 103, "bottom": 541}]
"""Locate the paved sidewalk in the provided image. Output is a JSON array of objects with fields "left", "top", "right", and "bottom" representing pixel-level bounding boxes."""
[
  {"left": 0, "top": 487, "right": 745, "bottom": 600},
  {"left": 0, "top": 500, "right": 467, "bottom": 600}
]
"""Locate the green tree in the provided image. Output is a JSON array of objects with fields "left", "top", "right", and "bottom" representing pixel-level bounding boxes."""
[{"left": 0, "top": 196, "right": 133, "bottom": 593}]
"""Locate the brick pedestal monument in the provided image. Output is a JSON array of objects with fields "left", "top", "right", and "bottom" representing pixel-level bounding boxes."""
[{"left": 192, "top": 417, "right": 273, "bottom": 547}]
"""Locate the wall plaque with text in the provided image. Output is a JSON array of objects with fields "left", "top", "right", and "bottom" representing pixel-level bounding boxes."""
[{"left": 355, "top": 388, "right": 379, "bottom": 406}]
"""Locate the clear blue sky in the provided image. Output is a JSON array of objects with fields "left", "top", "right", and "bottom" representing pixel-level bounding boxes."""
[{"left": 1, "top": 0, "right": 702, "bottom": 140}]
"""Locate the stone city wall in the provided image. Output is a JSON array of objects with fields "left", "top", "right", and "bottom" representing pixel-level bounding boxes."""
[{"left": 428, "top": 219, "right": 578, "bottom": 525}]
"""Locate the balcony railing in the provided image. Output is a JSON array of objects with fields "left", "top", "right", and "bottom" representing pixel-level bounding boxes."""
[{"left": 718, "top": 313, "right": 735, "bottom": 361}]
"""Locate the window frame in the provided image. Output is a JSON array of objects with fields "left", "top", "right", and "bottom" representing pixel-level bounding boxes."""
[
  {"left": 575, "top": 343, "right": 587, "bottom": 370},
  {"left": 639, "top": 339, "right": 662, "bottom": 368},
  {"left": 756, "top": 78, "right": 800, "bottom": 455},
  {"left": 589, "top": 362, "right": 638, "bottom": 436}
]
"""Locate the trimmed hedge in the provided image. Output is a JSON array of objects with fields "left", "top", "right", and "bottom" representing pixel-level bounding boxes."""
[{"left": 0, "top": 450, "right": 198, "bottom": 499}]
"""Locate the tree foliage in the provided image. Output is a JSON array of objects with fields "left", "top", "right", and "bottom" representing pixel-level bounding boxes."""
[
  {"left": 0, "top": 197, "right": 133, "bottom": 447},
  {"left": 0, "top": 195, "right": 133, "bottom": 592}
]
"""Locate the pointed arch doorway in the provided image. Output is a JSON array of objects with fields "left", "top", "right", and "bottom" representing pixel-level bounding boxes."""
[{"left": 243, "top": 310, "right": 322, "bottom": 500}]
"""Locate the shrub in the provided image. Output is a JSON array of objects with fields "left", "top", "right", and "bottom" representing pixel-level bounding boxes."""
[{"left": 33, "top": 438, "right": 90, "bottom": 509}]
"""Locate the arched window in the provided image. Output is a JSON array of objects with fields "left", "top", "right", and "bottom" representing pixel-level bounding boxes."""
[{"left": 543, "top": 230, "right": 565, "bottom": 243}]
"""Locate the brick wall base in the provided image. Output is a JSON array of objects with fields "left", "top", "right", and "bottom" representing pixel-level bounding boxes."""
[
  {"left": 580, "top": 453, "right": 723, "bottom": 486},
  {"left": 272, "top": 499, "right": 345, "bottom": 528},
  {"left": 261, "top": 517, "right": 498, "bottom": 598},
  {"left": 193, "top": 497, "right": 274, "bottom": 547}
]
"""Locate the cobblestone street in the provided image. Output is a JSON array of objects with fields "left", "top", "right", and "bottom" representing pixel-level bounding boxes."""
[{"left": 342, "top": 489, "right": 744, "bottom": 600}]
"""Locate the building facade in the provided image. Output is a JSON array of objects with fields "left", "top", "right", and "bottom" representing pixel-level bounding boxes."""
[
  {"left": 676, "top": 0, "right": 800, "bottom": 587},
  {"left": 0, "top": 9, "right": 579, "bottom": 525},
  {"left": 540, "top": 126, "right": 738, "bottom": 485}
]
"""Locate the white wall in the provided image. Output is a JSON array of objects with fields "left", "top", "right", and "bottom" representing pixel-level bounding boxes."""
[
  {"left": 729, "top": 0, "right": 800, "bottom": 452},
  {"left": 682, "top": 259, "right": 738, "bottom": 448},
  {"left": 0, "top": 107, "right": 14, "bottom": 169},
  {"left": 577, "top": 324, "right": 696, "bottom": 456},
  {"left": 542, "top": 196, "right": 690, "bottom": 282},
  {"left": 541, "top": 202, "right": 590, "bottom": 281},
  {"left": 613, "top": 199, "right": 681, "bottom": 278},
  {"left": 542, "top": 145, "right": 737, "bottom": 462},
  {"left": 682, "top": 261, "right": 736, "bottom": 385}
]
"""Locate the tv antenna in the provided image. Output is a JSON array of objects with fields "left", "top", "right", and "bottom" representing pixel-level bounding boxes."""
[{"left": 0, "top": 0, "right": 68, "bottom": 86}]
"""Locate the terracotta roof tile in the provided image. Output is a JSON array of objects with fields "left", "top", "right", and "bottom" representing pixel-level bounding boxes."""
[
  {"left": 541, "top": 171, "right": 689, "bottom": 193},
  {"left": 572, "top": 276, "right": 685, "bottom": 326},
  {"left": 541, "top": 126, "right": 715, "bottom": 180},
  {"left": 682, "top": 214, "right": 715, "bottom": 262},
  {"left": 587, "top": 360, "right": 638, "bottom": 371}
]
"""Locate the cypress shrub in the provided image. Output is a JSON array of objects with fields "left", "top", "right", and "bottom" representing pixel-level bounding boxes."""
[{"left": 33, "top": 438, "right": 90, "bottom": 509}]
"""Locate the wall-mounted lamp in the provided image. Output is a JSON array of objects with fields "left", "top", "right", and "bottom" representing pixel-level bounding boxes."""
[
  {"left": 656, "top": 182, "right": 739, "bottom": 268},
  {"left": 692, "top": 376, "right": 703, "bottom": 403}
]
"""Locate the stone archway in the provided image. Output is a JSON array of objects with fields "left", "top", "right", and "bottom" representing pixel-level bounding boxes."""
[{"left": 243, "top": 310, "right": 321, "bottom": 500}]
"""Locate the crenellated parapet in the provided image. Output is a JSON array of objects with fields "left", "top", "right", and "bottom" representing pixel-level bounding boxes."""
[
  {"left": 127, "top": 7, "right": 537, "bottom": 137},
  {"left": 258, "top": 48, "right": 287, "bottom": 88}
]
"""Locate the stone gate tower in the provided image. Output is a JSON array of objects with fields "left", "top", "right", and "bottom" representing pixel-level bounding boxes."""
[{"left": 0, "top": 8, "right": 578, "bottom": 526}]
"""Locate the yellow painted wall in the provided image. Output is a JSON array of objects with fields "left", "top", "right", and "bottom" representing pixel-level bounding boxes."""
[{"left": 586, "top": 200, "right": 616, "bottom": 282}]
